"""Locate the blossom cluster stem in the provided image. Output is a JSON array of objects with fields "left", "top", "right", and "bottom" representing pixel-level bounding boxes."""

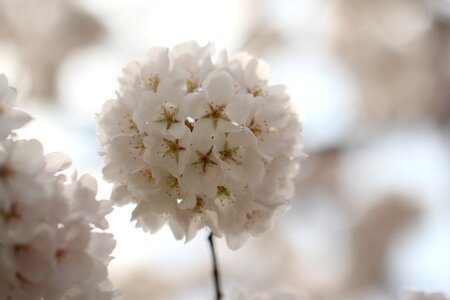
[{"left": 208, "top": 233, "right": 222, "bottom": 300}]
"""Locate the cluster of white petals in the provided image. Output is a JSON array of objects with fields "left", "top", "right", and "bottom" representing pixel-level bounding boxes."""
[
  {"left": 97, "top": 41, "right": 303, "bottom": 249},
  {"left": 0, "top": 74, "right": 120, "bottom": 300}
]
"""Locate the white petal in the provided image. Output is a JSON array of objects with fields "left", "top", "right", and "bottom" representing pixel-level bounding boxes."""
[
  {"left": 79, "top": 173, "right": 98, "bottom": 193},
  {"left": 225, "top": 231, "right": 249, "bottom": 250},
  {"left": 226, "top": 94, "right": 250, "bottom": 124},
  {"left": 10, "top": 139, "right": 45, "bottom": 175},
  {"left": 0, "top": 118, "right": 12, "bottom": 139},
  {"left": 13, "top": 224, "right": 56, "bottom": 283},
  {"left": 245, "top": 57, "right": 271, "bottom": 84},
  {"left": 249, "top": 211, "right": 273, "bottom": 238},
  {"left": 9, "top": 109, "right": 32, "bottom": 130},
  {"left": 45, "top": 152, "right": 72, "bottom": 173},
  {"left": 255, "top": 103, "right": 289, "bottom": 128},
  {"left": 178, "top": 193, "right": 196, "bottom": 209},
  {"left": 204, "top": 71, "right": 234, "bottom": 106},
  {"left": 110, "top": 185, "right": 130, "bottom": 205},
  {"left": 0, "top": 143, "right": 7, "bottom": 165},
  {"left": 185, "top": 92, "right": 209, "bottom": 119},
  {"left": 167, "top": 123, "right": 188, "bottom": 139},
  {"left": 88, "top": 232, "right": 116, "bottom": 262}
]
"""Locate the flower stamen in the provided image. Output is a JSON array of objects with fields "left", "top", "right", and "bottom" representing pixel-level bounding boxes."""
[
  {"left": 191, "top": 146, "right": 217, "bottom": 173},
  {"left": 162, "top": 138, "right": 186, "bottom": 163},
  {"left": 186, "top": 78, "right": 198, "bottom": 93},
  {"left": 249, "top": 118, "right": 262, "bottom": 137},
  {"left": 156, "top": 105, "right": 180, "bottom": 130},
  {"left": 251, "top": 86, "right": 263, "bottom": 97},
  {"left": 219, "top": 140, "right": 240, "bottom": 165},
  {"left": 201, "top": 104, "right": 230, "bottom": 129},
  {"left": 142, "top": 74, "right": 160, "bottom": 92}
]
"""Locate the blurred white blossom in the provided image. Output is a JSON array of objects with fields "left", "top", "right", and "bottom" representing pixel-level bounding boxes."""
[
  {"left": 0, "top": 74, "right": 31, "bottom": 139},
  {"left": 0, "top": 74, "right": 120, "bottom": 300},
  {"left": 97, "top": 41, "right": 304, "bottom": 249},
  {"left": 0, "top": 0, "right": 105, "bottom": 99},
  {"left": 226, "top": 288, "right": 307, "bottom": 300},
  {"left": 403, "top": 291, "right": 449, "bottom": 300}
]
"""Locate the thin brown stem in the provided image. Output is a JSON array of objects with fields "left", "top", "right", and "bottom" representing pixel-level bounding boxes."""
[{"left": 208, "top": 233, "right": 222, "bottom": 300}]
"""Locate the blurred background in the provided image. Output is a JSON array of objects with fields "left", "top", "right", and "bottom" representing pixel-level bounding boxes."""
[{"left": 1, "top": 0, "right": 450, "bottom": 299}]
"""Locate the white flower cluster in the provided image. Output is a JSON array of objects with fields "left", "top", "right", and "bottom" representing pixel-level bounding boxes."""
[
  {"left": 97, "top": 41, "right": 303, "bottom": 249},
  {"left": 0, "top": 74, "right": 120, "bottom": 300}
]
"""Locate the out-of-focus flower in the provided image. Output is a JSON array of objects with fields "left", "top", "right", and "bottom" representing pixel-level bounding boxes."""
[
  {"left": 97, "top": 41, "right": 304, "bottom": 249},
  {"left": 0, "top": 0, "right": 105, "bottom": 99},
  {"left": 0, "top": 74, "right": 120, "bottom": 300},
  {"left": 403, "top": 291, "right": 449, "bottom": 300},
  {"left": 346, "top": 196, "right": 419, "bottom": 291},
  {"left": 226, "top": 288, "right": 307, "bottom": 300},
  {"left": 0, "top": 74, "right": 31, "bottom": 139},
  {"left": 333, "top": 0, "right": 450, "bottom": 127}
]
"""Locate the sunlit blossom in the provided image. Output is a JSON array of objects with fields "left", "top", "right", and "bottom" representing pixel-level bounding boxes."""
[{"left": 97, "top": 41, "right": 304, "bottom": 249}]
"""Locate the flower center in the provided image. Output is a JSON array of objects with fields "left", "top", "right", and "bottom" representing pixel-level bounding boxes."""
[
  {"left": 191, "top": 146, "right": 217, "bottom": 173},
  {"left": 216, "top": 186, "right": 235, "bottom": 206},
  {"left": 156, "top": 104, "right": 180, "bottom": 130},
  {"left": 130, "top": 135, "right": 146, "bottom": 151},
  {"left": 251, "top": 86, "right": 263, "bottom": 97},
  {"left": 126, "top": 113, "right": 138, "bottom": 130},
  {"left": 193, "top": 197, "right": 206, "bottom": 214},
  {"left": 219, "top": 140, "right": 241, "bottom": 165},
  {"left": 217, "top": 186, "right": 230, "bottom": 197},
  {"left": 249, "top": 118, "right": 263, "bottom": 137},
  {"left": 164, "top": 174, "right": 182, "bottom": 198},
  {"left": 186, "top": 78, "right": 198, "bottom": 93},
  {"left": 201, "top": 104, "right": 230, "bottom": 129},
  {"left": 162, "top": 138, "right": 186, "bottom": 163},
  {"left": 139, "top": 169, "right": 154, "bottom": 183},
  {"left": 166, "top": 175, "right": 179, "bottom": 189},
  {"left": 143, "top": 74, "right": 160, "bottom": 92}
]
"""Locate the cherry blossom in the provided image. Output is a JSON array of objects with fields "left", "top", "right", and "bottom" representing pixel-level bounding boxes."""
[
  {"left": 0, "top": 74, "right": 120, "bottom": 300},
  {"left": 97, "top": 41, "right": 304, "bottom": 249}
]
